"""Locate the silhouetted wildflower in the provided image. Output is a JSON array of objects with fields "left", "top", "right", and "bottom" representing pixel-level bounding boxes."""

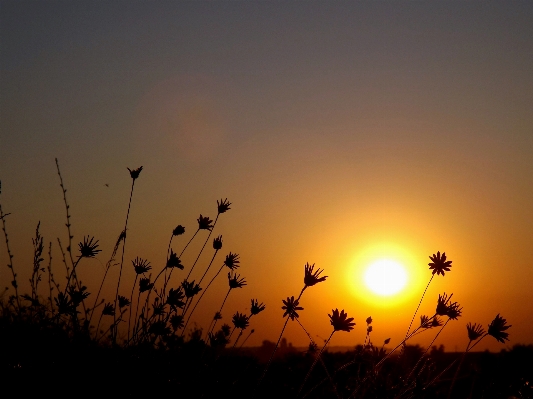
[
  {"left": 228, "top": 272, "right": 247, "bottom": 289},
  {"left": 127, "top": 166, "right": 143, "bottom": 180},
  {"left": 466, "top": 322, "right": 485, "bottom": 341},
  {"left": 217, "top": 198, "right": 232, "bottom": 214},
  {"left": 118, "top": 295, "right": 130, "bottom": 308},
  {"left": 139, "top": 277, "right": 153, "bottom": 293},
  {"left": 172, "top": 225, "right": 185, "bottom": 236},
  {"left": 224, "top": 252, "right": 240, "bottom": 270},
  {"left": 282, "top": 296, "right": 303, "bottom": 320},
  {"left": 55, "top": 292, "right": 75, "bottom": 315},
  {"left": 213, "top": 235, "right": 223, "bottom": 250},
  {"left": 436, "top": 292, "right": 453, "bottom": 316},
  {"left": 221, "top": 323, "right": 231, "bottom": 336},
  {"left": 102, "top": 302, "right": 115, "bottom": 316},
  {"left": 166, "top": 249, "right": 183, "bottom": 269},
  {"left": 167, "top": 287, "right": 186, "bottom": 309},
  {"left": 213, "top": 311, "right": 222, "bottom": 321},
  {"left": 170, "top": 315, "right": 184, "bottom": 330},
  {"left": 181, "top": 280, "right": 202, "bottom": 298},
  {"left": 367, "top": 326, "right": 373, "bottom": 333},
  {"left": 197, "top": 214, "right": 214, "bottom": 231},
  {"left": 329, "top": 309, "right": 355, "bottom": 332},
  {"left": 69, "top": 286, "right": 89, "bottom": 305},
  {"left": 304, "top": 263, "right": 328, "bottom": 287},
  {"left": 432, "top": 316, "right": 444, "bottom": 327},
  {"left": 428, "top": 251, "right": 452, "bottom": 276},
  {"left": 251, "top": 299, "right": 266, "bottom": 315},
  {"left": 488, "top": 314, "right": 511, "bottom": 343},
  {"left": 149, "top": 321, "right": 171, "bottom": 336},
  {"left": 366, "top": 316, "right": 373, "bottom": 325},
  {"left": 209, "top": 326, "right": 230, "bottom": 348},
  {"left": 132, "top": 257, "right": 151, "bottom": 274},
  {"left": 384, "top": 338, "right": 391, "bottom": 344},
  {"left": 307, "top": 342, "right": 319, "bottom": 355},
  {"left": 446, "top": 302, "right": 463, "bottom": 320},
  {"left": 232, "top": 312, "right": 250, "bottom": 330},
  {"left": 420, "top": 315, "right": 433, "bottom": 329},
  {"left": 78, "top": 236, "right": 101, "bottom": 258}
]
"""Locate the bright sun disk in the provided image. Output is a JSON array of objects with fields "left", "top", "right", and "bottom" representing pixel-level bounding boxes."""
[{"left": 364, "top": 259, "right": 408, "bottom": 296}]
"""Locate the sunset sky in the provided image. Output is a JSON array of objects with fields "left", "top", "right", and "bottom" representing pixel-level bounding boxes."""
[{"left": 1, "top": 1, "right": 532, "bottom": 351}]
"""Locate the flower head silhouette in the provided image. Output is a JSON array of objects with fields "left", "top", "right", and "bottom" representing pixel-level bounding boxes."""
[
  {"left": 132, "top": 257, "right": 151, "bottom": 275},
  {"left": 166, "top": 249, "right": 183, "bottom": 269},
  {"left": 329, "top": 309, "right": 355, "bottom": 332},
  {"left": 224, "top": 252, "right": 240, "bottom": 270},
  {"left": 217, "top": 198, "right": 231, "bottom": 214},
  {"left": 232, "top": 312, "right": 249, "bottom": 330},
  {"left": 197, "top": 214, "right": 214, "bottom": 231},
  {"left": 213, "top": 235, "right": 223, "bottom": 250},
  {"left": 366, "top": 316, "right": 373, "bottom": 325},
  {"left": 127, "top": 166, "right": 143, "bottom": 180},
  {"left": 428, "top": 251, "right": 452, "bottom": 276},
  {"left": 181, "top": 280, "right": 202, "bottom": 298},
  {"left": 446, "top": 302, "right": 463, "bottom": 320},
  {"left": 118, "top": 295, "right": 130, "bottom": 309},
  {"left": 436, "top": 292, "right": 454, "bottom": 316},
  {"left": 78, "top": 236, "right": 101, "bottom": 258},
  {"left": 139, "top": 277, "right": 153, "bottom": 293},
  {"left": 251, "top": 299, "right": 266, "bottom": 315},
  {"left": 228, "top": 272, "right": 247, "bottom": 289},
  {"left": 102, "top": 302, "right": 115, "bottom": 316},
  {"left": 172, "top": 225, "right": 185, "bottom": 236},
  {"left": 170, "top": 315, "right": 184, "bottom": 330},
  {"left": 213, "top": 311, "right": 222, "bottom": 321},
  {"left": 488, "top": 314, "right": 511, "bottom": 343},
  {"left": 466, "top": 322, "right": 485, "bottom": 341},
  {"left": 167, "top": 287, "right": 186, "bottom": 309},
  {"left": 304, "top": 263, "right": 328, "bottom": 287},
  {"left": 282, "top": 296, "right": 303, "bottom": 320}
]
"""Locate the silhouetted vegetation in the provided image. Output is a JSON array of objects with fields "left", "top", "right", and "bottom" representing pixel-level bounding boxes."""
[{"left": 1, "top": 162, "right": 532, "bottom": 398}]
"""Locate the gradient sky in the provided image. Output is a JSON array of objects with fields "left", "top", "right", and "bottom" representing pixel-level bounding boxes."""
[{"left": 1, "top": 1, "right": 532, "bottom": 351}]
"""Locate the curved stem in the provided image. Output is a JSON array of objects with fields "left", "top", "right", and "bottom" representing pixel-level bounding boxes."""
[
  {"left": 298, "top": 331, "right": 335, "bottom": 397},
  {"left": 405, "top": 275, "right": 434, "bottom": 340},
  {"left": 186, "top": 215, "right": 219, "bottom": 281},
  {"left": 257, "top": 316, "right": 290, "bottom": 388},
  {"left": 127, "top": 274, "right": 139, "bottom": 342}
]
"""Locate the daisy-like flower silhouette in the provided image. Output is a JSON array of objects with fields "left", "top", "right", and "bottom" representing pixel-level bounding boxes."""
[
  {"left": 127, "top": 166, "right": 143, "bottom": 180},
  {"left": 228, "top": 272, "right": 247, "bottom": 289},
  {"left": 181, "top": 280, "right": 202, "bottom": 298},
  {"left": 217, "top": 198, "right": 231, "bottom": 214},
  {"left": 304, "top": 263, "right": 328, "bottom": 287},
  {"left": 213, "top": 235, "right": 223, "bottom": 250},
  {"left": 78, "top": 236, "right": 101, "bottom": 258},
  {"left": 436, "top": 292, "right": 454, "bottom": 316},
  {"left": 466, "top": 322, "right": 485, "bottom": 341},
  {"left": 251, "top": 299, "right": 266, "bottom": 315},
  {"left": 420, "top": 315, "right": 433, "bottom": 329},
  {"left": 329, "top": 309, "right": 355, "bottom": 332},
  {"left": 282, "top": 296, "right": 303, "bottom": 320},
  {"left": 118, "top": 295, "right": 130, "bottom": 308},
  {"left": 166, "top": 249, "right": 183, "bottom": 269},
  {"left": 197, "top": 214, "right": 214, "bottom": 231},
  {"left": 232, "top": 312, "right": 250, "bottom": 330},
  {"left": 431, "top": 316, "right": 443, "bottom": 328},
  {"left": 213, "top": 311, "right": 222, "bottom": 321},
  {"left": 224, "top": 252, "right": 240, "bottom": 270},
  {"left": 488, "top": 314, "right": 511, "bottom": 343},
  {"left": 132, "top": 257, "right": 151, "bottom": 275},
  {"left": 446, "top": 302, "right": 463, "bottom": 320},
  {"left": 172, "top": 225, "right": 185, "bottom": 236},
  {"left": 139, "top": 277, "right": 153, "bottom": 293},
  {"left": 102, "top": 302, "right": 115, "bottom": 316},
  {"left": 366, "top": 316, "right": 373, "bottom": 325},
  {"left": 428, "top": 251, "right": 452, "bottom": 276}
]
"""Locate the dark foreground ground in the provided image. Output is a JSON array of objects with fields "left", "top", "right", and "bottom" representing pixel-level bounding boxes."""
[{"left": 2, "top": 321, "right": 532, "bottom": 399}]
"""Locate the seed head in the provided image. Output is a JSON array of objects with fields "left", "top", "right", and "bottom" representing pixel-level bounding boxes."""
[
  {"left": 127, "top": 166, "right": 143, "bottom": 180},
  {"left": 329, "top": 308, "right": 356, "bottom": 332},
  {"left": 366, "top": 316, "right": 373, "bottom": 325}
]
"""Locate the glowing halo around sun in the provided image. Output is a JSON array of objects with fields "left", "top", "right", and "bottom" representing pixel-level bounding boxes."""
[
  {"left": 364, "top": 259, "right": 407, "bottom": 296},
  {"left": 346, "top": 243, "right": 423, "bottom": 307}
]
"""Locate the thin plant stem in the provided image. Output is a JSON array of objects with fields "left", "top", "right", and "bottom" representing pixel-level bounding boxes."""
[
  {"left": 208, "top": 287, "right": 231, "bottom": 337},
  {"left": 198, "top": 250, "right": 218, "bottom": 286},
  {"left": 127, "top": 274, "right": 139, "bottom": 342},
  {"left": 113, "top": 177, "right": 136, "bottom": 342},
  {"left": 298, "top": 330, "right": 335, "bottom": 397},
  {"left": 186, "top": 214, "right": 219, "bottom": 281},
  {"left": 405, "top": 274, "right": 434, "bottom": 340},
  {"left": 257, "top": 316, "right": 290, "bottom": 388},
  {"left": 239, "top": 329, "right": 255, "bottom": 348},
  {"left": 0, "top": 200, "right": 21, "bottom": 311}
]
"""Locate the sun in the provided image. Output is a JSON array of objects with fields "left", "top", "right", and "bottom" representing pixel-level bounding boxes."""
[{"left": 363, "top": 259, "right": 408, "bottom": 296}]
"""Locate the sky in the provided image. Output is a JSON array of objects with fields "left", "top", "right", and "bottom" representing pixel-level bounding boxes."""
[{"left": 1, "top": 1, "right": 532, "bottom": 351}]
